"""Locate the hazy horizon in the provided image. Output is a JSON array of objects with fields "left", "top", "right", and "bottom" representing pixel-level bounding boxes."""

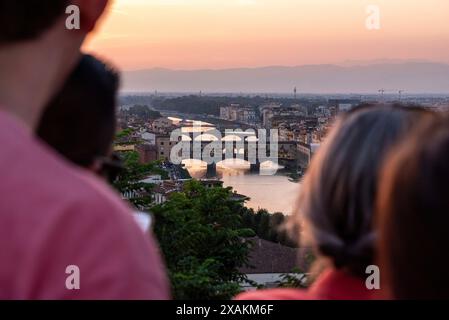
[
  {"left": 121, "top": 58, "right": 449, "bottom": 72},
  {"left": 121, "top": 61, "right": 449, "bottom": 94}
]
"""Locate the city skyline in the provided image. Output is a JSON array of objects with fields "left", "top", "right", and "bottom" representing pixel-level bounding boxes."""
[{"left": 85, "top": 0, "right": 449, "bottom": 71}]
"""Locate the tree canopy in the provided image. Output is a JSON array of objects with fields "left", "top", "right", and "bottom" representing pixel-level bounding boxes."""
[
  {"left": 127, "top": 105, "right": 162, "bottom": 120},
  {"left": 151, "top": 180, "right": 255, "bottom": 300}
]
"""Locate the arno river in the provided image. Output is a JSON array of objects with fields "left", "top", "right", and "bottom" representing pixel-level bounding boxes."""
[
  {"left": 169, "top": 117, "right": 301, "bottom": 215},
  {"left": 185, "top": 160, "right": 300, "bottom": 215}
]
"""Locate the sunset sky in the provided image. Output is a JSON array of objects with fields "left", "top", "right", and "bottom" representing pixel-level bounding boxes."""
[{"left": 85, "top": 0, "right": 449, "bottom": 70}]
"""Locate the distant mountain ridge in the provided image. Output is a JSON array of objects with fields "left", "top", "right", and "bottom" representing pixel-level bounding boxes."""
[{"left": 123, "top": 62, "right": 449, "bottom": 94}]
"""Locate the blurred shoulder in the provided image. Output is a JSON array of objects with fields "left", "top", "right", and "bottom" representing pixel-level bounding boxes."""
[{"left": 235, "top": 288, "right": 310, "bottom": 301}]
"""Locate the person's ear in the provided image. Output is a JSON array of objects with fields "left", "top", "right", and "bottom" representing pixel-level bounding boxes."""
[{"left": 73, "top": 0, "right": 109, "bottom": 33}]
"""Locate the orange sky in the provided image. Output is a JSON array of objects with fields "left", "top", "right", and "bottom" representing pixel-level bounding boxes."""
[{"left": 85, "top": 0, "right": 449, "bottom": 70}]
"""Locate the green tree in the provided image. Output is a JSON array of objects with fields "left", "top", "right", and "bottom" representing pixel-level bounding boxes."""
[
  {"left": 128, "top": 105, "right": 162, "bottom": 120},
  {"left": 116, "top": 151, "right": 168, "bottom": 183},
  {"left": 241, "top": 208, "right": 297, "bottom": 248},
  {"left": 116, "top": 128, "right": 133, "bottom": 139},
  {"left": 151, "top": 180, "right": 255, "bottom": 300},
  {"left": 277, "top": 267, "right": 308, "bottom": 289},
  {"left": 113, "top": 151, "right": 169, "bottom": 210}
]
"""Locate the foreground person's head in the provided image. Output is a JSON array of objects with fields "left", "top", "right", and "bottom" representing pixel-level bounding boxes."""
[
  {"left": 296, "top": 105, "right": 428, "bottom": 278},
  {"left": 37, "top": 54, "right": 121, "bottom": 182},
  {"left": 378, "top": 114, "right": 449, "bottom": 299},
  {"left": 0, "top": 0, "right": 109, "bottom": 128}
]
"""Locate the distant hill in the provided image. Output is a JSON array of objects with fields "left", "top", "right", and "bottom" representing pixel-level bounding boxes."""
[{"left": 123, "top": 62, "right": 449, "bottom": 94}]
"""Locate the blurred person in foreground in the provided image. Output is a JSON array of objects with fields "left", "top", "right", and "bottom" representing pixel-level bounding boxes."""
[
  {"left": 37, "top": 54, "right": 152, "bottom": 233},
  {"left": 378, "top": 114, "right": 449, "bottom": 299},
  {"left": 0, "top": 1, "right": 168, "bottom": 299},
  {"left": 237, "top": 105, "right": 429, "bottom": 300}
]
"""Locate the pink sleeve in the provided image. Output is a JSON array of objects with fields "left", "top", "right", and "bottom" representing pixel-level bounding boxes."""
[
  {"left": 235, "top": 289, "right": 309, "bottom": 300},
  {"left": 23, "top": 193, "right": 170, "bottom": 300}
]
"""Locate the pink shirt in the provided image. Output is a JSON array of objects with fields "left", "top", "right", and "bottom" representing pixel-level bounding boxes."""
[
  {"left": 0, "top": 111, "right": 170, "bottom": 299},
  {"left": 236, "top": 268, "right": 376, "bottom": 300}
]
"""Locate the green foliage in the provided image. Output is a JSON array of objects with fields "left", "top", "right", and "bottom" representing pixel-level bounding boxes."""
[
  {"left": 151, "top": 180, "right": 255, "bottom": 300},
  {"left": 116, "top": 128, "right": 134, "bottom": 139},
  {"left": 241, "top": 209, "right": 298, "bottom": 248},
  {"left": 113, "top": 151, "right": 169, "bottom": 207},
  {"left": 151, "top": 96, "right": 267, "bottom": 116},
  {"left": 123, "top": 95, "right": 324, "bottom": 117},
  {"left": 128, "top": 105, "right": 162, "bottom": 120},
  {"left": 277, "top": 267, "right": 308, "bottom": 289},
  {"left": 117, "top": 151, "right": 168, "bottom": 182}
]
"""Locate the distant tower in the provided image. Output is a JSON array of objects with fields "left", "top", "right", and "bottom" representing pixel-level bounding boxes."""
[
  {"left": 378, "top": 89, "right": 385, "bottom": 102},
  {"left": 294, "top": 87, "right": 297, "bottom": 99},
  {"left": 398, "top": 90, "right": 404, "bottom": 101}
]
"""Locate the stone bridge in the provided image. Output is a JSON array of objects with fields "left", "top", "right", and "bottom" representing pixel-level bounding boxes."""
[{"left": 170, "top": 128, "right": 298, "bottom": 177}]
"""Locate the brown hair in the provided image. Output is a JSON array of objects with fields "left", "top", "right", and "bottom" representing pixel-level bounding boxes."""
[
  {"left": 0, "top": 1, "right": 69, "bottom": 44},
  {"left": 37, "top": 55, "right": 120, "bottom": 168},
  {"left": 297, "top": 105, "right": 428, "bottom": 278},
  {"left": 378, "top": 113, "right": 449, "bottom": 299}
]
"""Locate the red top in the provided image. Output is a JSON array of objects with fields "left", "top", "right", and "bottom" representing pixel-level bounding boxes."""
[
  {"left": 236, "top": 269, "right": 377, "bottom": 300},
  {"left": 0, "top": 111, "right": 169, "bottom": 299}
]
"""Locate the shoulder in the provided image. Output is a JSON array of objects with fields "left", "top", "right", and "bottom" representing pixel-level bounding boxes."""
[
  {"left": 235, "top": 288, "right": 310, "bottom": 300},
  {"left": 37, "top": 165, "right": 170, "bottom": 299},
  {"left": 235, "top": 269, "right": 374, "bottom": 301},
  {"left": 0, "top": 128, "right": 169, "bottom": 299}
]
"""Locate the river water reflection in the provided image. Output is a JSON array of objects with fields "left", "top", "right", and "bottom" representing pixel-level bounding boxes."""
[
  {"left": 170, "top": 117, "right": 301, "bottom": 215},
  {"left": 185, "top": 160, "right": 300, "bottom": 215}
]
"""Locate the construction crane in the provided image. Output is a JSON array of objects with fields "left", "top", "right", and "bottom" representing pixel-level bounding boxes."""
[{"left": 379, "top": 89, "right": 403, "bottom": 102}]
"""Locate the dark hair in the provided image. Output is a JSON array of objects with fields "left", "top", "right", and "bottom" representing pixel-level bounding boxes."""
[
  {"left": 0, "top": 1, "right": 69, "bottom": 44},
  {"left": 296, "top": 104, "right": 429, "bottom": 277},
  {"left": 378, "top": 114, "right": 449, "bottom": 299},
  {"left": 37, "top": 54, "right": 120, "bottom": 170}
]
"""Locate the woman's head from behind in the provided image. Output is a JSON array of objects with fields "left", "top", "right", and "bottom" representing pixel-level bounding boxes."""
[
  {"left": 297, "top": 105, "right": 427, "bottom": 277},
  {"left": 378, "top": 114, "right": 449, "bottom": 299}
]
